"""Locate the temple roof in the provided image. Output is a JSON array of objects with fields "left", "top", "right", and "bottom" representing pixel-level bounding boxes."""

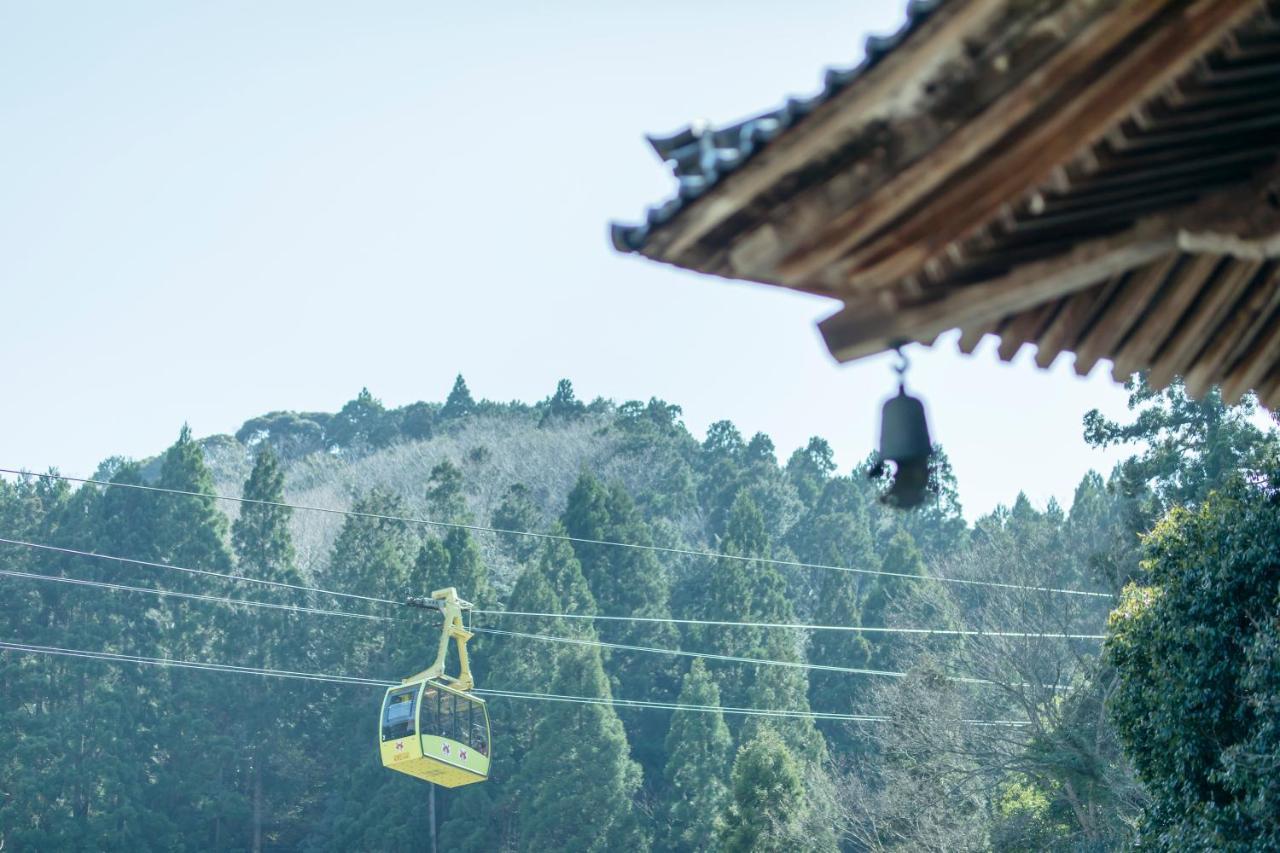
[{"left": 613, "top": 0, "right": 1280, "bottom": 407}]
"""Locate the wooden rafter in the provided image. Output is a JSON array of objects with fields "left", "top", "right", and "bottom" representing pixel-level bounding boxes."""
[{"left": 777, "top": 0, "right": 1256, "bottom": 294}]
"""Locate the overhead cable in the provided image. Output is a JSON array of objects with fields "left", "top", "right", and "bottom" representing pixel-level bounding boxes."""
[
  {"left": 478, "top": 626, "right": 911, "bottom": 679},
  {"left": 0, "top": 564, "right": 1059, "bottom": 688},
  {"left": 476, "top": 609, "right": 1106, "bottom": 641},
  {"left": 475, "top": 688, "right": 1029, "bottom": 726},
  {"left": 477, "top": 627, "right": 1067, "bottom": 692},
  {"left": 0, "top": 537, "right": 398, "bottom": 607},
  {"left": 1, "top": 469, "right": 1113, "bottom": 599},
  {"left": 0, "top": 536, "right": 1104, "bottom": 640},
  {"left": 0, "top": 639, "right": 1028, "bottom": 725},
  {"left": 0, "top": 566, "right": 396, "bottom": 623},
  {"left": 0, "top": 639, "right": 389, "bottom": 687}
]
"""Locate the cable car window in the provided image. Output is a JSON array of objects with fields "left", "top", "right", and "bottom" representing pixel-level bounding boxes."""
[
  {"left": 436, "top": 690, "right": 455, "bottom": 741},
  {"left": 446, "top": 691, "right": 457, "bottom": 741},
  {"left": 381, "top": 686, "right": 418, "bottom": 742},
  {"left": 421, "top": 686, "right": 439, "bottom": 736}
]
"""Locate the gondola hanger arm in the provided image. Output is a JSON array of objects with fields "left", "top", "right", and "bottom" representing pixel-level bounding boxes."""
[{"left": 403, "top": 587, "right": 475, "bottom": 691}]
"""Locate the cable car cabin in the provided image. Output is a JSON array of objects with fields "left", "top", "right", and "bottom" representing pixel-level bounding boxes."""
[{"left": 380, "top": 679, "right": 490, "bottom": 787}]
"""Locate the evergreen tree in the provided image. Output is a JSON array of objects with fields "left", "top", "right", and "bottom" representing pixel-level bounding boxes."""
[
  {"left": 562, "top": 472, "right": 680, "bottom": 779},
  {"left": 150, "top": 428, "right": 240, "bottom": 848},
  {"left": 1065, "top": 469, "right": 1123, "bottom": 589},
  {"left": 397, "top": 400, "right": 438, "bottom": 441},
  {"left": 537, "top": 524, "right": 597, "bottom": 619},
  {"left": 804, "top": 505, "right": 876, "bottom": 748},
  {"left": 228, "top": 449, "right": 310, "bottom": 852},
  {"left": 691, "top": 492, "right": 820, "bottom": 752},
  {"left": 441, "top": 374, "right": 476, "bottom": 421},
  {"left": 438, "top": 558, "right": 575, "bottom": 852},
  {"left": 513, "top": 642, "right": 647, "bottom": 852},
  {"left": 719, "top": 727, "right": 827, "bottom": 852},
  {"left": 413, "top": 535, "right": 450, "bottom": 593},
  {"left": 862, "top": 528, "right": 926, "bottom": 670},
  {"left": 155, "top": 424, "right": 233, "bottom": 579},
  {"left": 744, "top": 431, "right": 776, "bottom": 466},
  {"left": 693, "top": 493, "right": 767, "bottom": 714},
  {"left": 491, "top": 482, "right": 542, "bottom": 562},
  {"left": 541, "top": 378, "right": 586, "bottom": 427},
  {"left": 305, "top": 490, "right": 428, "bottom": 851},
  {"left": 426, "top": 459, "right": 470, "bottom": 523},
  {"left": 658, "top": 659, "right": 732, "bottom": 853},
  {"left": 328, "top": 387, "right": 395, "bottom": 450},
  {"left": 440, "top": 526, "right": 493, "bottom": 607},
  {"left": 786, "top": 436, "right": 837, "bottom": 508},
  {"left": 1107, "top": 478, "right": 1280, "bottom": 849}
]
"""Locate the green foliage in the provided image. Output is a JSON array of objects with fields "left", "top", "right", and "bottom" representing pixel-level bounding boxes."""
[
  {"left": 228, "top": 449, "right": 313, "bottom": 851},
  {"left": 1105, "top": 479, "right": 1280, "bottom": 850},
  {"left": 719, "top": 727, "right": 831, "bottom": 853},
  {"left": 541, "top": 378, "right": 587, "bottom": 427},
  {"left": 23, "top": 373, "right": 1274, "bottom": 851},
  {"left": 1085, "top": 375, "right": 1278, "bottom": 527},
  {"left": 413, "top": 536, "right": 449, "bottom": 592},
  {"left": 563, "top": 471, "right": 680, "bottom": 779},
  {"left": 440, "top": 527, "right": 493, "bottom": 608},
  {"left": 395, "top": 401, "right": 438, "bottom": 441},
  {"left": 990, "top": 775, "right": 1074, "bottom": 852},
  {"left": 512, "top": 643, "right": 648, "bottom": 852},
  {"left": 425, "top": 459, "right": 470, "bottom": 523},
  {"left": 232, "top": 448, "right": 298, "bottom": 586},
  {"left": 862, "top": 528, "right": 925, "bottom": 670},
  {"left": 156, "top": 424, "right": 233, "bottom": 575},
  {"left": 491, "top": 483, "right": 542, "bottom": 562},
  {"left": 328, "top": 388, "right": 397, "bottom": 450},
  {"left": 658, "top": 660, "right": 732, "bottom": 853},
  {"left": 235, "top": 410, "right": 333, "bottom": 459},
  {"left": 441, "top": 373, "right": 476, "bottom": 421},
  {"left": 786, "top": 436, "right": 836, "bottom": 508}
]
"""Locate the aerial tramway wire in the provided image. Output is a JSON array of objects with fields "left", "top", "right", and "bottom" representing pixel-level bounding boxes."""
[
  {"left": 0, "top": 639, "right": 1028, "bottom": 725},
  {"left": 0, "top": 537, "right": 399, "bottom": 606},
  {"left": 0, "top": 468, "right": 1114, "bottom": 599},
  {"left": 477, "top": 608, "right": 1105, "bottom": 640},
  {"left": 0, "top": 561, "right": 1071, "bottom": 690},
  {"left": 475, "top": 627, "right": 1070, "bottom": 692},
  {"left": 0, "top": 566, "right": 397, "bottom": 623},
  {"left": 0, "top": 537, "right": 1106, "bottom": 642}
]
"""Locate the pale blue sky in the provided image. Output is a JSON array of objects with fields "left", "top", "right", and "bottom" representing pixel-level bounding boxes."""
[{"left": 0, "top": 1, "right": 1138, "bottom": 518}]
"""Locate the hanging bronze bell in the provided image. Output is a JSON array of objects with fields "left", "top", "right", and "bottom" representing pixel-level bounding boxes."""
[
  {"left": 874, "top": 384, "right": 933, "bottom": 509},
  {"left": 870, "top": 343, "right": 935, "bottom": 510},
  {"left": 878, "top": 386, "right": 932, "bottom": 464}
]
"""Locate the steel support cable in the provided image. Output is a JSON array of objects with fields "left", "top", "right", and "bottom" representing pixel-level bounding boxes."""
[
  {"left": 481, "top": 626, "right": 913, "bottom": 680},
  {"left": 0, "top": 565, "right": 1064, "bottom": 690},
  {"left": 0, "top": 640, "right": 1028, "bottom": 726},
  {"left": 0, "top": 537, "right": 398, "bottom": 607},
  {"left": 0, "top": 566, "right": 397, "bottom": 623},
  {"left": 0, "top": 469, "right": 1114, "bottom": 599},
  {"left": 0, "top": 536, "right": 1105, "bottom": 640},
  {"left": 0, "top": 640, "right": 389, "bottom": 686},
  {"left": 476, "top": 609, "right": 1106, "bottom": 640},
  {"left": 471, "top": 688, "right": 888, "bottom": 722},
  {"left": 476, "top": 626, "right": 1068, "bottom": 692},
  {"left": 474, "top": 688, "right": 1029, "bottom": 726}
]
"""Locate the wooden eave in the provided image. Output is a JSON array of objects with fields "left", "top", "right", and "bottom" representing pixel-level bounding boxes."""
[{"left": 621, "top": 0, "right": 1280, "bottom": 406}]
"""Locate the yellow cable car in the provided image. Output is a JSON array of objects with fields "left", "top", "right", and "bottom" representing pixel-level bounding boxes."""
[{"left": 379, "top": 587, "right": 491, "bottom": 787}]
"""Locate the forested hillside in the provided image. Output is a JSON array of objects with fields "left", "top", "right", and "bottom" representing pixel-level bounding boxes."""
[{"left": 2, "top": 374, "right": 1276, "bottom": 851}]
